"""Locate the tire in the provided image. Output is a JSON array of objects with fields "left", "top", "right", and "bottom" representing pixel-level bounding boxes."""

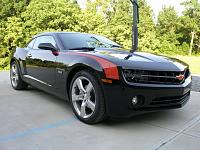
[
  {"left": 69, "top": 70, "right": 106, "bottom": 124},
  {"left": 10, "top": 61, "right": 28, "bottom": 90}
]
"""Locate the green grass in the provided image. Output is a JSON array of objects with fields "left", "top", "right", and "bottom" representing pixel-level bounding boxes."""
[{"left": 175, "top": 56, "right": 200, "bottom": 74}]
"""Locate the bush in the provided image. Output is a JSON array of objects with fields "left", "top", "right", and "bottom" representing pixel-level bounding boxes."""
[
  {"left": 177, "top": 42, "right": 190, "bottom": 56},
  {"left": 0, "top": 57, "right": 9, "bottom": 70}
]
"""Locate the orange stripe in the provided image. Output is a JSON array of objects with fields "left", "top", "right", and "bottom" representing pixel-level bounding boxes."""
[{"left": 54, "top": 52, "right": 119, "bottom": 80}]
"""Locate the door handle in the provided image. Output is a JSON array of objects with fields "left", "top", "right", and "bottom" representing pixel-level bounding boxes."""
[{"left": 27, "top": 53, "right": 32, "bottom": 58}]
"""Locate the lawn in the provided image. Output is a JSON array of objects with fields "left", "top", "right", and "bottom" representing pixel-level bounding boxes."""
[{"left": 175, "top": 56, "right": 200, "bottom": 75}]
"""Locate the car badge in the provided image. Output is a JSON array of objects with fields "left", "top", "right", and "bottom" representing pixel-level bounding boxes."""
[{"left": 176, "top": 74, "right": 185, "bottom": 81}]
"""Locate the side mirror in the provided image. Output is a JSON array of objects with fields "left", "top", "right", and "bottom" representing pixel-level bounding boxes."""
[{"left": 38, "top": 43, "right": 57, "bottom": 52}]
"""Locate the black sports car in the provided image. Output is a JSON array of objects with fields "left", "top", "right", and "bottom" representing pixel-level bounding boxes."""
[{"left": 10, "top": 32, "right": 192, "bottom": 124}]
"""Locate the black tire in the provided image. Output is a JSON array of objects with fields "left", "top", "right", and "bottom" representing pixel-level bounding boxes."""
[
  {"left": 69, "top": 70, "right": 106, "bottom": 124},
  {"left": 10, "top": 61, "right": 28, "bottom": 90}
]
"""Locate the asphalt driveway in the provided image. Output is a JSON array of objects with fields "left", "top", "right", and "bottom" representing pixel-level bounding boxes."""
[{"left": 0, "top": 71, "right": 200, "bottom": 150}]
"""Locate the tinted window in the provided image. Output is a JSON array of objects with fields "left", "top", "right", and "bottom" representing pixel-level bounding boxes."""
[
  {"left": 58, "top": 33, "right": 121, "bottom": 50},
  {"left": 27, "top": 38, "right": 36, "bottom": 48},
  {"left": 33, "top": 36, "right": 57, "bottom": 50}
]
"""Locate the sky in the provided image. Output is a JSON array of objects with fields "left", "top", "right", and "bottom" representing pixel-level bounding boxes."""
[
  {"left": 77, "top": 0, "right": 186, "bottom": 18},
  {"left": 146, "top": 0, "right": 185, "bottom": 19}
]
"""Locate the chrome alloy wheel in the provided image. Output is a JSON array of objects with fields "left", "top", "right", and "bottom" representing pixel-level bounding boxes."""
[
  {"left": 71, "top": 76, "right": 96, "bottom": 119},
  {"left": 10, "top": 63, "right": 19, "bottom": 87}
]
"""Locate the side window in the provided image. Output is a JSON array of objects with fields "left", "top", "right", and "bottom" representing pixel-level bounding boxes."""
[
  {"left": 27, "top": 38, "right": 36, "bottom": 49},
  {"left": 33, "top": 36, "right": 57, "bottom": 50}
]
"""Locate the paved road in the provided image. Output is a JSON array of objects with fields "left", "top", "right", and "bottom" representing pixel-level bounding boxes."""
[
  {"left": 192, "top": 75, "right": 200, "bottom": 92},
  {"left": 0, "top": 71, "right": 200, "bottom": 150}
]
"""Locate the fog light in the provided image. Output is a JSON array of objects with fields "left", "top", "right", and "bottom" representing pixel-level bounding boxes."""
[
  {"left": 132, "top": 96, "right": 138, "bottom": 105},
  {"left": 129, "top": 95, "right": 145, "bottom": 109}
]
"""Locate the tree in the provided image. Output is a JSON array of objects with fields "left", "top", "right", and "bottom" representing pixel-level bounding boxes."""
[
  {"left": 22, "top": 0, "right": 82, "bottom": 40},
  {"left": 78, "top": 0, "right": 109, "bottom": 34},
  {"left": 0, "top": 0, "right": 30, "bottom": 69},
  {"left": 138, "top": 0, "right": 160, "bottom": 52},
  {"left": 104, "top": 0, "right": 133, "bottom": 48},
  {"left": 156, "top": 6, "right": 182, "bottom": 55},
  {"left": 0, "top": 0, "right": 83, "bottom": 69},
  {"left": 0, "top": 0, "right": 31, "bottom": 20},
  {"left": 1, "top": 0, "right": 200, "bottom": 70},
  {"left": 180, "top": 0, "right": 200, "bottom": 55},
  {"left": 81, "top": 0, "right": 159, "bottom": 50}
]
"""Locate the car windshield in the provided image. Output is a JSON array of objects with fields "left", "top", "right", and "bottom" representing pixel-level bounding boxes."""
[{"left": 58, "top": 33, "right": 122, "bottom": 50}]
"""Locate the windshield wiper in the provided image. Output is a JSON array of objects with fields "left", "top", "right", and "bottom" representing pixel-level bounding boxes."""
[
  {"left": 90, "top": 36, "right": 122, "bottom": 48},
  {"left": 69, "top": 47, "right": 95, "bottom": 51}
]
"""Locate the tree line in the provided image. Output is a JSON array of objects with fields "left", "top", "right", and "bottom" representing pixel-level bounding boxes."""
[{"left": 0, "top": 0, "right": 200, "bottom": 69}]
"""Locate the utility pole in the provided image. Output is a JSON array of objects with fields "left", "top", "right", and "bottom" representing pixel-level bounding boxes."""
[
  {"left": 130, "top": 0, "right": 139, "bottom": 53},
  {"left": 189, "top": 31, "right": 195, "bottom": 56}
]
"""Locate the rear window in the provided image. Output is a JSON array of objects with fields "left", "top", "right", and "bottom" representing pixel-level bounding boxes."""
[{"left": 27, "top": 38, "right": 36, "bottom": 49}]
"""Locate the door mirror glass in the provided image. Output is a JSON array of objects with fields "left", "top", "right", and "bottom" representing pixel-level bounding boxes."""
[{"left": 38, "top": 43, "right": 57, "bottom": 52}]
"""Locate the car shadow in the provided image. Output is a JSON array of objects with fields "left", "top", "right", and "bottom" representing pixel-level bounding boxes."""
[
  {"left": 101, "top": 111, "right": 175, "bottom": 126},
  {"left": 25, "top": 85, "right": 72, "bottom": 112},
  {"left": 24, "top": 85, "right": 186, "bottom": 127}
]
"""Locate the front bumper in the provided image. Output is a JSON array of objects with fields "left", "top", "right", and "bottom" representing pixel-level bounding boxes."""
[{"left": 102, "top": 75, "right": 192, "bottom": 118}]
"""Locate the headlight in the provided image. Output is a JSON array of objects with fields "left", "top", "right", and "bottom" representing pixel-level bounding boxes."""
[{"left": 123, "top": 70, "right": 146, "bottom": 82}]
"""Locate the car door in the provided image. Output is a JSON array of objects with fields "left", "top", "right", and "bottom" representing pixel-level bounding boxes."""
[{"left": 25, "top": 35, "right": 58, "bottom": 87}]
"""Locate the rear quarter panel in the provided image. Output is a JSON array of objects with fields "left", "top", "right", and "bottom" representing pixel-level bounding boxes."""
[{"left": 11, "top": 47, "right": 29, "bottom": 75}]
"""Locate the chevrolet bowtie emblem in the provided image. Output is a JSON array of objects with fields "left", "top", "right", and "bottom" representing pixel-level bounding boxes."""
[{"left": 176, "top": 74, "right": 185, "bottom": 81}]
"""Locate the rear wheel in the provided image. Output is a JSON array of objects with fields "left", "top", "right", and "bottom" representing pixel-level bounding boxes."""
[
  {"left": 10, "top": 61, "right": 28, "bottom": 90},
  {"left": 70, "top": 70, "right": 106, "bottom": 124}
]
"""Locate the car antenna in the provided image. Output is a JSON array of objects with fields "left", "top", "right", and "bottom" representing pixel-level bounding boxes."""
[{"left": 130, "top": 0, "right": 139, "bottom": 53}]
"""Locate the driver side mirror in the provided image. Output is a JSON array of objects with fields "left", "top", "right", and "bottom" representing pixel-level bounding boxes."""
[{"left": 38, "top": 43, "right": 58, "bottom": 52}]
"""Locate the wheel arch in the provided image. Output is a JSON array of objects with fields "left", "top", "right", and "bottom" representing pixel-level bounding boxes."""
[
  {"left": 66, "top": 64, "right": 103, "bottom": 98},
  {"left": 10, "top": 58, "right": 17, "bottom": 65},
  {"left": 10, "top": 57, "right": 25, "bottom": 78}
]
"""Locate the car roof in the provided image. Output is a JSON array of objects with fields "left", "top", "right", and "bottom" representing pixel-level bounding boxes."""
[{"left": 33, "top": 32, "right": 93, "bottom": 38}]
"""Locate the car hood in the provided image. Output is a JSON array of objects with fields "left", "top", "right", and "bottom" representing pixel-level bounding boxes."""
[{"left": 87, "top": 48, "right": 188, "bottom": 72}]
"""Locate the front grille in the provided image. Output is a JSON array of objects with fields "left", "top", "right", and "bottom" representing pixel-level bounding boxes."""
[
  {"left": 133, "top": 92, "right": 190, "bottom": 111},
  {"left": 123, "top": 69, "right": 190, "bottom": 85},
  {"left": 150, "top": 92, "right": 190, "bottom": 106}
]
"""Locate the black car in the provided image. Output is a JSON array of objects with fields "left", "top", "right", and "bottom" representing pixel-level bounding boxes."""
[{"left": 10, "top": 32, "right": 192, "bottom": 124}]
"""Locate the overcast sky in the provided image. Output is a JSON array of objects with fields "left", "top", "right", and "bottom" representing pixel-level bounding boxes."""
[{"left": 146, "top": 0, "right": 185, "bottom": 18}]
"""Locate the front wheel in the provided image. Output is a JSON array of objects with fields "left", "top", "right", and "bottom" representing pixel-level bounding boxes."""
[
  {"left": 10, "top": 61, "right": 28, "bottom": 90},
  {"left": 70, "top": 70, "right": 106, "bottom": 124}
]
